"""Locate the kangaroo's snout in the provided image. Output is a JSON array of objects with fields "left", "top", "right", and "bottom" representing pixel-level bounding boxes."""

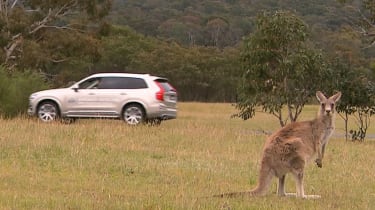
[{"left": 321, "top": 103, "right": 332, "bottom": 115}]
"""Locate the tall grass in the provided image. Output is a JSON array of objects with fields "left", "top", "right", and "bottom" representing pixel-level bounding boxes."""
[{"left": 0, "top": 103, "right": 374, "bottom": 209}]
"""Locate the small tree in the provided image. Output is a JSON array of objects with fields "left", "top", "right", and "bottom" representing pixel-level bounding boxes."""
[
  {"left": 235, "top": 10, "right": 330, "bottom": 127},
  {"left": 331, "top": 57, "right": 375, "bottom": 141},
  {"left": 341, "top": 82, "right": 375, "bottom": 141}
]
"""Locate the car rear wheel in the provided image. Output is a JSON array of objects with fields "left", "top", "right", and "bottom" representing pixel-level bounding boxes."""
[
  {"left": 122, "top": 104, "right": 145, "bottom": 125},
  {"left": 37, "top": 101, "right": 59, "bottom": 122}
]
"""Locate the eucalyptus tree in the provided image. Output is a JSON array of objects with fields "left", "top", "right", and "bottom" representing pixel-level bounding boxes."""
[
  {"left": 235, "top": 10, "right": 330, "bottom": 127},
  {"left": 0, "top": 0, "right": 111, "bottom": 72}
]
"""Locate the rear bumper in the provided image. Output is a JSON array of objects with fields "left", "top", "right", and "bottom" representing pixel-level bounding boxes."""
[
  {"left": 147, "top": 103, "right": 177, "bottom": 120},
  {"left": 159, "top": 113, "right": 177, "bottom": 120},
  {"left": 157, "top": 107, "right": 177, "bottom": 120}
]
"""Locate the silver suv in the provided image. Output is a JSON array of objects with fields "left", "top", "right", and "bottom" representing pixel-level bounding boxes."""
[{"left": 28, "top": 73, "right": 177, "bottom": 125}]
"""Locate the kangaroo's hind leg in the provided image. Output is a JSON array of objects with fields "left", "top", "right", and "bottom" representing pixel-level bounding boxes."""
[
  {"left": 278, "top": 175, "right": 298, "bottom": 197},
  {"left": 277, "top": 175, "right": 287, "bottom": 196},
  {"left": 250, "top": 162, "right": 275, "bottom": 196},
  {"left": 290, "top": 158, "right": 321, "bottom": 199}
]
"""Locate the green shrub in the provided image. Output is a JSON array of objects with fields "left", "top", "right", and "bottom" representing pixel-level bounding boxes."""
[{"left": 0, "top": 67, "right": 49, "bottom": 118}]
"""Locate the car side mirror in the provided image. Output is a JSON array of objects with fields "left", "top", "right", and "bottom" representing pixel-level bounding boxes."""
[{"left": 71, "top": 84, "right": 79, "bottom": 92}]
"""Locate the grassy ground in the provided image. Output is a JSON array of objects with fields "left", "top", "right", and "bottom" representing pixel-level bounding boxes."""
[{"left": 0, "top": 103, "right": 374, "bottom": 209}]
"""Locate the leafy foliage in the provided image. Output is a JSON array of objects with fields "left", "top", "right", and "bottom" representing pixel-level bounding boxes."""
[
  {"left": 235, "top": 11, "right": 330, "bottom": 126},
  {"left": 0, "top": 66, "right": 48, "bottom": 118}
]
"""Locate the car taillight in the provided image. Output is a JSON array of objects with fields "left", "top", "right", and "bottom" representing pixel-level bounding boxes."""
[
  {"left": 170, "top": 84, "right": 177, "bottom": 93},
  {"left": 155, "top": 82, "right": 164, "bottom": 101}
]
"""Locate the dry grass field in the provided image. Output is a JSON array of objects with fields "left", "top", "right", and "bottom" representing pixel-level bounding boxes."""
[{"left": 0, "top": 103, "right": 374, "bottom": 209}]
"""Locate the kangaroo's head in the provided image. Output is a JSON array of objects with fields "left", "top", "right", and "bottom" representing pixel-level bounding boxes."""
[{"left": 316, "top": 91, "right": 342, "bottom": 117}]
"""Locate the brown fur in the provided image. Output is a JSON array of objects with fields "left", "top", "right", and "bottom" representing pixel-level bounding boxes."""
[{"left": 217, "top": 91, "right": 341, "bottom": 198}]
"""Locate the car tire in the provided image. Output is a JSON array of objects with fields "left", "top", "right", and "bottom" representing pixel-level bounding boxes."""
[
  {"left": 37, "top": 101, "right": 59, "bottom": 122},
  {"left": 122, "top": 104, "right": 145, "bottom": 125}
]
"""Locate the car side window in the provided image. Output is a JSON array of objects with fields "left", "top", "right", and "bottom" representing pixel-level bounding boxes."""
[
  {"left": 78, "top": 78, "right": 101, "bottom": 89},
  {"left": 123, "top": 77, "right": 148, "bottom": 89},
  {"left": 97, "top": 77, "right": 148, "bottom": 89}
]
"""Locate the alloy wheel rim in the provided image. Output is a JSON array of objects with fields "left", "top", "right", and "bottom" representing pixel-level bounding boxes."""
[
  {"left": 124, "top": 107, "right": 142, "bottom": 125},
  {"left": 38, "top": 104, "right": 57, "bottom": 122}
]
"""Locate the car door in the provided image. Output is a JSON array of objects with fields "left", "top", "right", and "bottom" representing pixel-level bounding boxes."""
[
  {"left": 64, "top": 77, "right": 102, "bottom": 116},
  {"left": 93, "top": 77, "right": 127, "bottom": 116}
]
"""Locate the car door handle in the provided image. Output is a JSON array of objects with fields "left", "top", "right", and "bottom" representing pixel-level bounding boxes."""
[
  {"left": 89, "top": 93, "right": 95, "bottom": 95},
  {"left": 120, "top": 93, "right": 127, "bottom": 95}
]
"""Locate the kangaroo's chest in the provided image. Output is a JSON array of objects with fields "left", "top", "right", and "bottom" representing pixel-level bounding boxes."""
[{"left": 320, "top": 126, "right": 334, "bottom": 144}]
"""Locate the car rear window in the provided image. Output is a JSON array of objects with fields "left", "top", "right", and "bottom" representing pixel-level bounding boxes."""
[{"left": 155, "top": 79, "right": 176, "bottom": 92}]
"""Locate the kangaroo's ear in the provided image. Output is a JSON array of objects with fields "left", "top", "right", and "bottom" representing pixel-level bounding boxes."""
[
  {"left": 316, "top": 91, "right": 327, "bottom": 102},
  {"left": 330, "top": 91, "right": 342, "bottom": 102}
]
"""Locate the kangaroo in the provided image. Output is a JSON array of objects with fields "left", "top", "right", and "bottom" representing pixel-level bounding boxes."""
[{"left": 217, "top": 91, "right": 341, "bottom": 198}]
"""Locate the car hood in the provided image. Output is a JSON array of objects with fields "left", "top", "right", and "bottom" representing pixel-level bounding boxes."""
[{"left": 31, "top": 88, "right": 71, "bottom": 97}]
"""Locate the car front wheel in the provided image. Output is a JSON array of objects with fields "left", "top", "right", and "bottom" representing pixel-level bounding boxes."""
[
  {"left": 122, "top": 104, "right": 145, "bottom": 125},
  {"left": 37, "top": 101, "right": 59, "bottom": 122}
]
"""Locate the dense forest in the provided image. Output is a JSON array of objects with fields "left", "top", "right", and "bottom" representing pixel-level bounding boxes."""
[{"left": 108, "top": 0, "right": 358, "bottom": 48}]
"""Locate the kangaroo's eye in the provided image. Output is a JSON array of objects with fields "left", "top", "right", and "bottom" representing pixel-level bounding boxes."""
[
  {"left": 331, "top": 103, "right": 334, "bottom": 109},
  {"left": 321, "top": 103, "right": 325, "bottom": 108}
]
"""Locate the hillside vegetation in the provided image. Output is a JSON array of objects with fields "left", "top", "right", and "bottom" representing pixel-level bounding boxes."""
[{"left": 109, "top": 0, "right": 356, "bottom": 48}]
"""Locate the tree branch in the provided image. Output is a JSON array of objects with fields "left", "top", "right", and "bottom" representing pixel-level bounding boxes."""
[
  {"left": 29, "top": 8, "right": 53, "bottom": 34},
  {"left": 4, "top": 33, "right": 22, "bottom": 64},
  {"left": 11, "top": 0, "right": 18, "bottom": 9},
  {"left": 29, "top": 1, "right": 79, "bottom": 35},
  {"left": 49, "top": 58, "right": 68, "bottom": 63}
]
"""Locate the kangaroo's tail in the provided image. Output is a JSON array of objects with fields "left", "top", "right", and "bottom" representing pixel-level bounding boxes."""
[
  {"left": 214, "top": 161, "right": 273, "bottom": 198},
  {"left": 213, "top": 190, "right": 257, "bottom": 198}
]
